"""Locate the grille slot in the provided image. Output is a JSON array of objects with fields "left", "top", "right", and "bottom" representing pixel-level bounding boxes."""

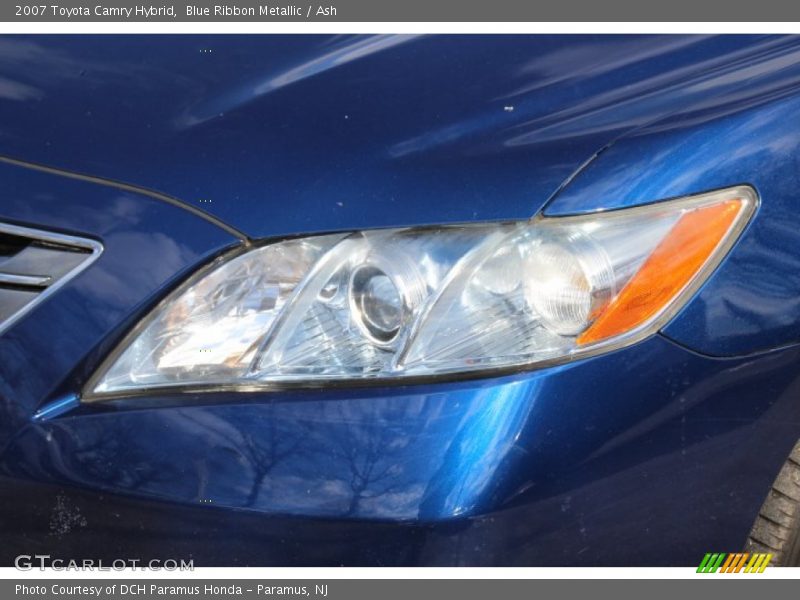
[
  {"left": 0, "top": 222, "right": 102, "bottom": 336},
  {"left": 0, "top": 232, "right": 30, "bottom": 257}
]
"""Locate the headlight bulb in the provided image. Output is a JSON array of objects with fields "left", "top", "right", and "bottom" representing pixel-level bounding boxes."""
[{"left": 524, "top": 231, "right": 615, "bottom": 336}]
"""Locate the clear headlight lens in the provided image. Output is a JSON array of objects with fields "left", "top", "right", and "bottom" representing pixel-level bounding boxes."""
[{"left": 87, "top": 186, "right": 756, "bottom": 399}]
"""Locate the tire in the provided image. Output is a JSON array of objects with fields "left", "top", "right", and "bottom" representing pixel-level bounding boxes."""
[{"left": 746, "top": 439, "right": 800, "bottom": 565}]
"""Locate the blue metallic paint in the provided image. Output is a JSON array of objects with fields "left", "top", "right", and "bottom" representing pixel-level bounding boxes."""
[
  {"left": 0, "top": 35, "right": 798, "bottom": 238},
  {"left": 3, "top": 335, "right": 800, "bottom": 565},
  {"left": 1, "top": 35, "right": 800, "bottom": 566}
]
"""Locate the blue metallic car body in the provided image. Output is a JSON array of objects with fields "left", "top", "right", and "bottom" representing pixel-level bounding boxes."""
[{"left": 2, "top": 34, "right": 800, "bottom": 566}]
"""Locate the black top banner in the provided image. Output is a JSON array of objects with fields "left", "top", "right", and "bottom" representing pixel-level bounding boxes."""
[{"left": 5, "top": 0, "right": 800, "bottom": 22}]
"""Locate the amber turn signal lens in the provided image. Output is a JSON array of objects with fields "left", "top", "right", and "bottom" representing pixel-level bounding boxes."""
[{"left": 577, "top": 199, "right": 744, "bottom": 346}]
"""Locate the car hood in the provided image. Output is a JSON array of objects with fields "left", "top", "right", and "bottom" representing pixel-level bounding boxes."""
[{"left": 1, "top": 34, "right": 800, "bottom": 239}]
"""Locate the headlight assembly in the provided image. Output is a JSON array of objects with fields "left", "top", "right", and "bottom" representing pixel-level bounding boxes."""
[{"left": 85, "top": 186, "right": 756, "bottom": 400}]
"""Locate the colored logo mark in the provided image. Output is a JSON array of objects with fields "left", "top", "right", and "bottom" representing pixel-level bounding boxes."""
[{"left": 697, "top": 553, "right": 772, "bottom": 573}]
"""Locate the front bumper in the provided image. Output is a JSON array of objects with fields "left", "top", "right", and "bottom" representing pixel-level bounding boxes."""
[{"left": 3, "top": 333, "right": 800, "bottom": 566}]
